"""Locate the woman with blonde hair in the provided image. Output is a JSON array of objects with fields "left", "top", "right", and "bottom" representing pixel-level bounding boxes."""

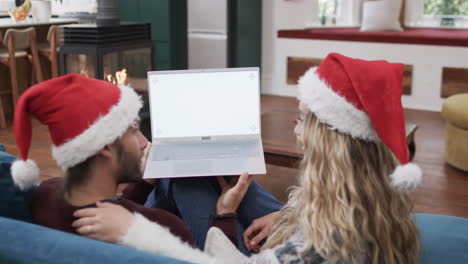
[{"left": 73, "top": 53, "right": 422, "bottom": 264}]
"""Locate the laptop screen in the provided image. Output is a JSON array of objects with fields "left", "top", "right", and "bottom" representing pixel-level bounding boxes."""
[{"left": 148, "top": 69, "right": 260, "bottom": 139}]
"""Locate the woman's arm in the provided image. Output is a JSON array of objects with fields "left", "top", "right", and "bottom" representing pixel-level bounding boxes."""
[{"left": 119, "top": 212, "right": 215, "bottom": 264}]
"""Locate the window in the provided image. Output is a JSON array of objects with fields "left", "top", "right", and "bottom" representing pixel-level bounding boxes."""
[
  {"left": 318, "top": 0, "right": 338, "bottom": 25},
  {"left": 313, "top": 0, "right": 360, "bottom": 27},
  {"left": 421, "top": 0, "right": 468, "bottom": 27},
  {"left": 0, "top": 0, "right": 11, "bottom": 12},
  {"left": 424, "top": 0, "right": 468, "bottom": 16}
]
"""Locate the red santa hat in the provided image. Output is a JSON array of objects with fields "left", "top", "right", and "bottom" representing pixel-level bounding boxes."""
[
  {"left": 297, "top": 53, "right": 422, "bottom": 191},
  {"left": 11, "top": 74, "right": 142, "bottom": 190}
]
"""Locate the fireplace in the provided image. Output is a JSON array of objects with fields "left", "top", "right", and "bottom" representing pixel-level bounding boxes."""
[{"left": 59, "top": 22, "right": 154, "bottom": 92}]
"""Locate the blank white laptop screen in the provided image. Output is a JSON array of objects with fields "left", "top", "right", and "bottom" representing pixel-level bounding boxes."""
[{"left": 149, "top": 70, "right": 260, "bottom": 139}]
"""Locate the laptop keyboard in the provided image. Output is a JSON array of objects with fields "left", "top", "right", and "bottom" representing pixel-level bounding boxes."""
[{"left": 153, "top": 140, "right": 260, "bottom": 161}]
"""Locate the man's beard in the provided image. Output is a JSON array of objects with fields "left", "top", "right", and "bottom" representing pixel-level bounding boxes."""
[{"left": 115, "top": 142, "right": 142, "bottom": 184}]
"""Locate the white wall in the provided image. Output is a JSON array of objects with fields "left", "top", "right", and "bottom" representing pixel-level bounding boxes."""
[
  {"left": 261, "top": 0, "right": 468, "bottom": 112},
  {"left": 51, "top": 0, "right": 97, "bottom": 15},
  {"left": 261, "top": 0, "right": 316, "bottom": 98}
]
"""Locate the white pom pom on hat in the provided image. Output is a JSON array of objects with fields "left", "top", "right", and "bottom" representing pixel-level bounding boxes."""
[
  {"left": 390, "top": 163, "right": 422, "bottom": 191},
  {"left": 11, "top": 159, "right": 39, "bottom": 190}
]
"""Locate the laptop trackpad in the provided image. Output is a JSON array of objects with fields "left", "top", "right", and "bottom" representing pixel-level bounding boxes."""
[{"left": 174, "top": 160, "right": 213, "bottom": 176}]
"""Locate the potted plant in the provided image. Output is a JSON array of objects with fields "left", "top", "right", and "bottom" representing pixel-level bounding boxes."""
[
  {"left": 319, "top": 0, "right": 328, "bottom": 25},
  {"left": 318, "top": 0, "right": 337, "bottom": 26}
]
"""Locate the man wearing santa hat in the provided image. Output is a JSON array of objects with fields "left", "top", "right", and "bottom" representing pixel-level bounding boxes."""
[{"left": 10, "top": 74, "right": 281, "bottom": 251}]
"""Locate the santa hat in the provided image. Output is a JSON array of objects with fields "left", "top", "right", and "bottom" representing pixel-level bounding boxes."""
[
  {"left": 297, "top": 53, "right": 422, "bottom": 191},
  {"left": 11, "top": 74, "right": 142, "bottom": 190}
]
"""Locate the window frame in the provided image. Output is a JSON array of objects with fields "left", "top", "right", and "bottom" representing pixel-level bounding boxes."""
[{"left": 417, "top": 0, "right": 468, "bottom": 28}]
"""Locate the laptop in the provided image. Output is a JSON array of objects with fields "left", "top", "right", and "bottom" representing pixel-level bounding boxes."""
[{"left": 143, "top": 68, "right": 266, "bottom": 179}]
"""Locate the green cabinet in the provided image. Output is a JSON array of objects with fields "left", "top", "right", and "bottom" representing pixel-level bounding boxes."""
[
  {"left": 228, "top": 0, "right": 261, "bottom": 68},
  {"left": 118, "top": 0, "right": 187, "bottom": 70},
  {"left": 118, "top": 0, "right": 261, "bottom": 70}
]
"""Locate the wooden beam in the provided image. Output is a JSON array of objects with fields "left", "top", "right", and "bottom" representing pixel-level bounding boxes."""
[
  {"left": 441, "top": 67, "right": 468, "bottom": 98},
  {"left": 286, "top": 56, "right": 322, "bottom": 85},
  {"left": 287, "top": 56, "right": 413, "bottom": 95}
]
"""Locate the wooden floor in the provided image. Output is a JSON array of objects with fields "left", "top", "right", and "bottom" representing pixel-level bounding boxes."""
[{"left": 1, "top": 106, "right": 467, "bottom": 219}]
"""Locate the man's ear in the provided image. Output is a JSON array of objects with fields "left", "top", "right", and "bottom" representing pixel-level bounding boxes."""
[{"left": 98, "top": 144, "right": 114, "bottom": 159}]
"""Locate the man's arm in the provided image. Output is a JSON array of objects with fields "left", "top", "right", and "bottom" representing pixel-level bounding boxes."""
[{"left": 211, "top": 215, "right": 238, "bottom": 246}]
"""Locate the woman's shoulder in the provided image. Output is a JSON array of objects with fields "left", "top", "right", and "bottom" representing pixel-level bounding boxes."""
[
  {"left": 273, "top": 241, "right": 325, "bottom": 264},
  {"left": 253, "top": 231, "right": 326, "bottom": 264}
]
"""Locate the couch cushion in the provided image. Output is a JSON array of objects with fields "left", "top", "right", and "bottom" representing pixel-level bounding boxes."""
[
  {"left": 0, "top": 145, "right": 35, "bottom": 222},
  {"left": 442, "top": 93, "right": 468, "bottom": 130},
  {"left": 416, "top": 213, "right": 468, "bottom": 264}
]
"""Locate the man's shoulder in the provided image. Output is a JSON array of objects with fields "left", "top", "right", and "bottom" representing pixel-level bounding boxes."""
[
  {"left": 32, "top": 177, "right": 76, "bottom": 233},
  {"left": 33, "top": 177, "right": 65, "bottom": 206},
  {"left": 119, "top": 200, "right": 176, "bottom": 217},
  {"left": 35, "top": 177, "right": 63, "bottom": 195},
  {"left": 39, "top": 177, "right": 63, "bottom": 186}
]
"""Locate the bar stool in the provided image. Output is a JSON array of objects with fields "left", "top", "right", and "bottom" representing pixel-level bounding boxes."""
[
  {"left": 0, "top": 27, "right": 43, "bottom": 128},
  {"left": 38, "top": 25, "right": 63, "bottom": 78}
]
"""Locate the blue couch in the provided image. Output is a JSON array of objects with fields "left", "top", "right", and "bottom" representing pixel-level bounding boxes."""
[
  {"left": 1, "top": 147, "right": 467, "bottom": 263},
  {"left": 0, "top": 217, "right": 189, "bottom": 264}
]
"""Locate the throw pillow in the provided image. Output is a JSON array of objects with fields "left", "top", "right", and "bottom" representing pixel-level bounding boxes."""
[{"left": 360, "top": 0, "right": 403, "bottom": 31}]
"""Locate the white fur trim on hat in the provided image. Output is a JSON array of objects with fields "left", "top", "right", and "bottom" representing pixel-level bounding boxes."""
[
  {"left": 51, "top": 85, "right": 142, "bottom": 170},
  {"left": 390, "top": 163, "right": 422, "bottom": 191},
  {"left": 11, "top": 159, "right": 39, "bottom": 190},
  {"left": 119, "top": 213, "right": 215, "bottom": 264},
  {"left": 297, "top": 67, "right": 379, "bottom": 141}
]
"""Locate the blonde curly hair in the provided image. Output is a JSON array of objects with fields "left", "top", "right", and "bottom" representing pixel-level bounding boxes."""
[{"left": 263, "top": 111, "right": 420, "bottom": 264}]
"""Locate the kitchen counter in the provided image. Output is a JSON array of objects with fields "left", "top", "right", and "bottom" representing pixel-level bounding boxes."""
[{"left": 0, "top": 17, "right": 78, "bottom": 28}]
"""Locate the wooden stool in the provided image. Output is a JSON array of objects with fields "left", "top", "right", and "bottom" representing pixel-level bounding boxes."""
[
  {"left": 38, "top": 25, "right": 63, "bottom": 78},
  {"left": 0, "top": 27, "right": 43, "bottom": 128}
]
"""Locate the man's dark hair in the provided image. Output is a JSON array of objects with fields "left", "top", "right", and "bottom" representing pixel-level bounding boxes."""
[{"left": 63, "top": 154, "right": 97, "bottom": 195}]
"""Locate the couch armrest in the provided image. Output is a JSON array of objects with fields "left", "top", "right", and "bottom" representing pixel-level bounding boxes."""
[
  {"left": 416, "top": 213, "right": 468, "bottom": 264},
  {"left": 0, "top": 217, "right": 191, "bottom": 264}
]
